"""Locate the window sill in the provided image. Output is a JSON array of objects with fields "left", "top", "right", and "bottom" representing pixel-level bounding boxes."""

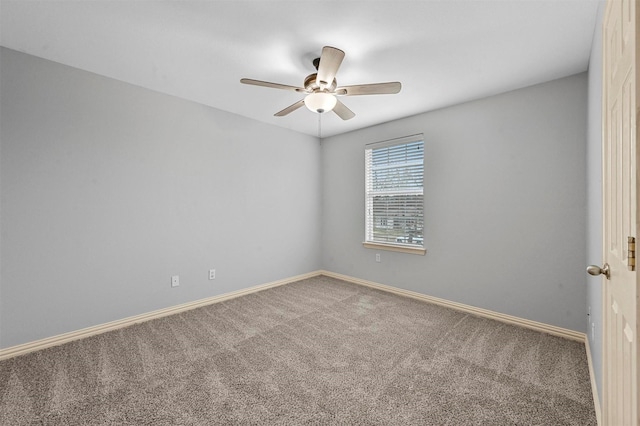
[{"left": 362, "top": 242, "right": 426, "bottom": 255}]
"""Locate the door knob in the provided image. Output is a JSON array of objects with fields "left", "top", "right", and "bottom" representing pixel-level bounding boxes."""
[{"left": 587, "top": 263, "right": 610, "bottom": 279}]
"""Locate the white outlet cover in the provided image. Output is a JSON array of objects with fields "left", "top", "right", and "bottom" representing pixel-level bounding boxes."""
[
  {"left": 171, "top": 275, "right": 179, "bottom": 287},
  {"left": 209, "top": 269, "right": 216, "bottom": 280}
]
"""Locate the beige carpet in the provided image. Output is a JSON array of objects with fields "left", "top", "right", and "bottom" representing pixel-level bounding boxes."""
[{"left": 0, "top": 275, "right": 596, "bottom": 425}]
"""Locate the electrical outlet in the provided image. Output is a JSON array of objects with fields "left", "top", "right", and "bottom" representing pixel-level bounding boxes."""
[
  {"left": 375, "top": 253, "right": 381, "bottom": 263},
  {"left": 209, "top": 269, "right": 216, "bottom": 280},
  {"left": 171, "top": 275, "right": 180, "bottom": 287},
  {"left": 591, "top": 322, "right": 595, "bottom": 341}
]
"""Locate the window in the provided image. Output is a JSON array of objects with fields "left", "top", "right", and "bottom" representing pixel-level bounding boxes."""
[{"left": 364, "top": 134, "right": 425, "bottom": 255}]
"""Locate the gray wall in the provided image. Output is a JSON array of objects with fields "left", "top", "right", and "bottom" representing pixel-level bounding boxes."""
[
  {"left": 0, "top": 47, "right": 322, "bottom": 348},
  {"left": 586, "top": 0, "right": 604, "bottom": 403},
  {"left": 0, "top": 46, "right": 591, "bottom": 350},
  {"left": 321, "top": 74, "right": 588, "bottom": 332}
]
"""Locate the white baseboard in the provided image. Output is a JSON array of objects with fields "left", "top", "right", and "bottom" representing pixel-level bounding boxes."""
[
  {"left": 319, "top": 270, "right": 586, "bottom": 342},
  {"left": 1, "top": 269, "right": 587, "bottom": 361},
  {"left": 0, "top": 270, "right": 322, "bottom": 361},
  {"left": 585, "top": 334, "right": 602, "bottom": 425}
]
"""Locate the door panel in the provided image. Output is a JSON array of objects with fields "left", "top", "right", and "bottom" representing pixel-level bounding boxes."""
[{"left": 602, "top": 0, "right": 638, "bottom": 424}]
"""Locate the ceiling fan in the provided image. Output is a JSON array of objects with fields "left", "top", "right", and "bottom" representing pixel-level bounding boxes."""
[{"left": 240, "top": 46, "right": 401, "bottom": 121}]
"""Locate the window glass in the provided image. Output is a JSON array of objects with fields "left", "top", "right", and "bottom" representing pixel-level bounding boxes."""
[{"left": 365, "top": 135, "right": 424, "bottom": 247}]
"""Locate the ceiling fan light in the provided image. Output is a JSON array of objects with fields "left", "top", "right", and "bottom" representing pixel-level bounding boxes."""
[{"left": 304, "top": 92, "right": 337, "bottom": 113}]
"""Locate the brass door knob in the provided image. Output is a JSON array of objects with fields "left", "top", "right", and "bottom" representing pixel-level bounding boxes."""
[{"left": 587, "top": 263, "right": 610, "bottom": 279}]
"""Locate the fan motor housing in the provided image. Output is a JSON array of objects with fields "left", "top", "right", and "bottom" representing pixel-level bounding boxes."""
[{"left": 304, "top": 73, "right": 337, "bottom": 92}]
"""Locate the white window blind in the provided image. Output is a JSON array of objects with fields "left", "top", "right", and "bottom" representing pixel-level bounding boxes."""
[{"left": 365, "top": 135, "right": 424, "bottom": 247}]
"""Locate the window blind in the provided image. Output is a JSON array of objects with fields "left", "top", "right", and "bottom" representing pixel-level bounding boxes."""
[{"left": 365, "top": 135, "right": 424, "bottom": 246}]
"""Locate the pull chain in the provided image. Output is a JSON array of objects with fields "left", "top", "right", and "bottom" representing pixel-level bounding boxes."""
[{"left": 318, "top": 113, "right": 322, "bottom": 139}]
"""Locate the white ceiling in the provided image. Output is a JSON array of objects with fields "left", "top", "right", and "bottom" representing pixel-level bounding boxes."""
[{"left": 1, "top": 0, "right": 601, "bottom": 138}]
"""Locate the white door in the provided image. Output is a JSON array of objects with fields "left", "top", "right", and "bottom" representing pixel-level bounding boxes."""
[{"left": 601, "top": 0, "right": 638, "bottom": 424}]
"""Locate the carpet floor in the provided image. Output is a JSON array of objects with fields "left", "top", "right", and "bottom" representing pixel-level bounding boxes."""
[{"left": 0, "top": 275, "right": 596, "bottom": 425}]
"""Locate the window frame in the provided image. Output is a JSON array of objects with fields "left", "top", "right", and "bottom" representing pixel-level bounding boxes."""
[{"left": 363, "top": 134, "right": 426, "bottom": 255}]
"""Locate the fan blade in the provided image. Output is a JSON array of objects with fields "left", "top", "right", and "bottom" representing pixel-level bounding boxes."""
[
  {"left": 274, "top": 99, "right": 305, "bottom": 117},
  {"left": 241, "top": 78, "right": 307, "bottom": 93},
  {"left": 316, "top": 46, "right": 345, "bottom": 89},
  {"left": 332, "top": 99, "right": 355, "bottom": 120},
  {"left": 335, "top": 82, "right": 401, "bottom": 96}
]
